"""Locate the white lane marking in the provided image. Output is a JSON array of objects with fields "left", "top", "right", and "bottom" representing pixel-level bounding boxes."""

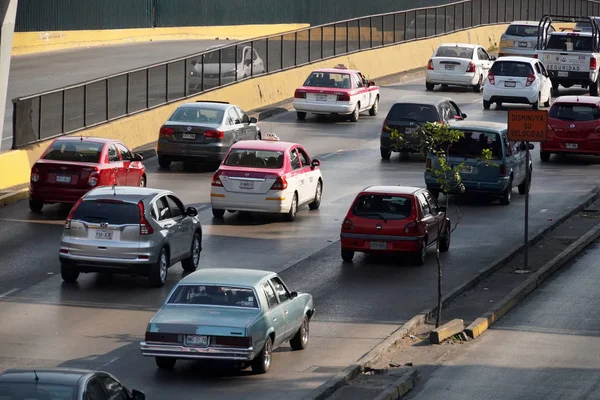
[
  {"left": 320, "top": 149, "right": 345, "bottom": 159},
  {"left": 539, "top": 209, "right": 548, "bottom": 213},
  {"left": 0, "top": 288, "right": 19, "bottom": 298}
]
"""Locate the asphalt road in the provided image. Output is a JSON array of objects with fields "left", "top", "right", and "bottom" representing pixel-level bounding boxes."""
[
  {"left": 405, "top": 239, "right": 600, "bottom": 400},
  {"left": 0, "top": 79, "right": 599, "bottom": 399}
]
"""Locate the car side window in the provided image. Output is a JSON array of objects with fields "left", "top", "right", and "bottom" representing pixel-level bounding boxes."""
[
  {"left": 297, "top": 148, "right": 310, "bottom": 167},
  {"left": 290, "top": 149, "right": 301, "bottom": 170},
  {"left": 252, "top": 49, "right": 259, "bottom": 61},
  {"left": 443, "top": 102, "right": 456, "bottom": 119},
  {"left": 449, "top": 101, "right": 461, "bottom": 117},
  {"left": 270, "top": 277, "right": 291, "bottom": 302},
  {"left": 534, "top": 62, "right": 541, "bottom": 74},
  {"left": 424, "top": 192, "right": 440, "bottom": 214},
  {"left": 418, "top": 193, "right": 432, "bottom": 216},
  {"left": 98, "top": 375, "right": 128, "bottom": 400},
  {"left": 538, "top": 62, "right": 548, "bottom": 76},
  {"left": 262, "top": 282, "right": 279, "bottom": 309},
  {"left": 107, "top": 144, "right": 120, "bottom": 163},
  {"left": 166, "top": 195, "right": 184, "bottom": 219},
  {"left": 115, "top": 143, "right": 133, "bottom": 161},
  {"left": 503, "top": 137, "right": 512, "bottom": 157},
  {"left": 510, "top": 141, "right": 520, "bottom": 155},
  {"left": 235, "top": 107, "right": 250, "bottom": 124},
  {"left": 155, "top": 197, "right": 172, "bottom": 221},
  {"left": 227, "top": 108, "right": 240, "bottom": 125},
  {"left": 478, "top": 48, "right": 489, "bottom": 60},
  {"left": 86, "top": 378, "right": 109, "bottom": 400},
  {"left": 354, "top": 74, "right": 364, "bottom": 88}
]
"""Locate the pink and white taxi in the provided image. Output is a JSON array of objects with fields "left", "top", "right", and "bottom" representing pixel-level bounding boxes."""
[
  {"left": 293, "top": 64, "right": 380, "bottom": 122},
  {"left": 210, "top": 134, "right": 323, "bottom": 221}
]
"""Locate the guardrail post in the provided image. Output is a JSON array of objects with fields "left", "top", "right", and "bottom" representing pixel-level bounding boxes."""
[
  {"left": 105, "top": 79, "right": 109, "bottom": 121},
  {"left": 251, "top": 42, "right": 254, "bottom": 75},
  {"left": 219, "top": 49, "right": 222, "bottom": 86},
  {"left": 83, "top": 85, "right": 87, "bottom": 127},
  {"left": 265, "top": 39, "right": 270, "bottom": 73},
  {"left": 61, "top": 91, "right": 66, "bottom": 134},
  {"left": 11, "top": 99, "right": 16, "bottom": 149},
  {"left": 321, "top": 27, "right": 324, "bottom": 59},
  {"left": 146, "top": 69, "right": 150, "bottom": 109},
  {"left": 334, "top": 24, "right": 337, "bottom": 54},
  {"left": 38, "top": 96, "right": 42, "bottom": 141},
  {"left": 358, "top": 19, "right": 361, "bottom": 50},
  {"left": 393, "top": 13, "right": 396, "bottom": 43},
  {"left": 234, "top": 46, "right": 238, "bottom": 82},
  {"left": 345, "top": 21, "right": 349, "bottom": 53},
  {"left": 126, "top": 74, "right": 130, "bottom": 114},
  {"left": 184, "top": 60, "right": 189, "bottom": 97},
  {"left": 201, "top": 56, "right": 204, "bottom": 92},
  {"left": 308, "top": 29, "right": 311, "bottom": 62},
  {"left": 280, "top": 35, "right": 284, "bottom": 70},
  {"left": 294, "top": 33, "right": 298, "bottom": 66},
  {"left": 165, "top": 63, "right": 169, "bottom": 102}
]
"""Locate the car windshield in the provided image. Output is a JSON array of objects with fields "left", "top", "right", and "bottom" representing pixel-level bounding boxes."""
[
  {"left": 168, "top": 285, "right": 259, "bottom": 308},
  {"left": 546, "top": 35, "right": 594, "bottom": 51},
  {"left": 72, "top": 200, "right": 140, "bottom": 225},
  {"left": 42, "top": 141, "right": 103, "bottom": 163},
  {"left": 448, "top": 130, "right": 503, "bottom": 159},
  {"left": 574, "top": 18, "right": 600, "bottom": 31},
  {"left": 353, "top": 194, "right": 413, "bottom": 220},
  {"left": 387, "top": 103, "right": 439, "bottom": 122},
  {"left": 203, "top": 46, "right": 245, "bottom": 64},
  {"left": 303, "top": 72, "right": 352, "bottom": 88},
  {"left": 224, "top": 149, "right": 284, "bottom": 168},
  {"left": 505, "top": 25, "right": 539, "bottom": 37},
  {"left": 169, "top": 107, "right": 224, "bottom": 124},
  {"left": 549, "top": 103, "right": 600, "bottom": 121},
  {"left": 490, "top": 61, "right": 534, "bottom": 77},
  {"left": 0, "top": 382, "right": 77, "bottom": 400},
  {"left": 435, "top": 46, "right": 474, "bottom": 58}
]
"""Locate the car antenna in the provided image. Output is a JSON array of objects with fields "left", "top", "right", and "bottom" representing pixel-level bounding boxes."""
[
  {"left": 80, "top": 133, "right": 83, "bottom": 142},
  {"left": 112, "top": 184, "right": 117, "bottom": 196},
  {"left": 33, "top": 370, "right": 39, "bottom": 381}
]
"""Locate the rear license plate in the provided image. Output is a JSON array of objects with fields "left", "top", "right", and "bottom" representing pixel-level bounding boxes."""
[
  {"left": 461, "top": 165, "right": 477, "bottom": 174},
  {"left": 95, "top": 230, "right": 113, "bottom": 240},
  {"left": 518, "top": 42, "right": 528, "bottom": 47},
  {"left": 182, "top": 133, "right": 196, "bottom": 140},
  {"left": 566, "top": 143, "right": 578, "bottom": 149},
  {"left": 369, "top": 241, "right": 387, "bottom": 250},
  {"left": 444, "top": 64, "right": 455, "bottom": 70},
  {"left": 316, "top": 94, "right": 328, "bottom": 101},
  {"left": 239, "top": 181, "right": 255, "bottom": 189},
  {"left": 558, "top": 71, "right": 569, "bottom": 77},
  {"left": 56, "top": 175, "right": 71, "bottom": 184},
  {"left": 186, "top": 335, "right": 208, "bottom": 346},
  {"left": 405, "top": 127, "right": 418, "bottom": 134},
  {"left": 504, "top": 81, "right": 516, "bottom": 87}
]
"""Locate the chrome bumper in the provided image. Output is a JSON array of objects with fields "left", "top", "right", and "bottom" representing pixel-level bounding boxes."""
[{"left": 140, "top": 342, "right": 255, "bottom": 361}]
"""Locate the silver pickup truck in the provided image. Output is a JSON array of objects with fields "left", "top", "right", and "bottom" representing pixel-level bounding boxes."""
[{"left": 533, "top": 15, "right": 600, "bottom": 96}]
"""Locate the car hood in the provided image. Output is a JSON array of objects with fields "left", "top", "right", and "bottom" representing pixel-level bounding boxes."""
[{"left": 148, "top": 305, "right": 260, "bottom": 333}]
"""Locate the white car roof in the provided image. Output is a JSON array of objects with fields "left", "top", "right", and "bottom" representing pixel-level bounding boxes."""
[
  {"left": 551, "top": 31, "right": 594, "bottom": 36},
  {"left": 509, "top": 21, "right": 541, "bottom": 26},
  {"left": 437, "top": 43, "right": 478, "bottom": 49},
  {"left": 495, "top": 56, "right": 538, "bottom": 64}
]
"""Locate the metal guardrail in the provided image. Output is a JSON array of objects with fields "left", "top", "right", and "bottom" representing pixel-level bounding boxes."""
[{"left": 11, "top": 0, "right": 600, "bottom": 149}]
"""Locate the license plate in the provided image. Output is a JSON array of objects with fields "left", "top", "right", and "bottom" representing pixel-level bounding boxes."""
[
  {"left": 95, "top": 230, "right": 113, "bottom": 240},
  {"left": 566, "top": 143, "right": 578, "bottom": 149},
  {"left": 504, "top": 81, "right": 516, "bottom": 87},
  {"left": 239, "top": 181, "right": 255, "bottom": 189},
  {"left": 186, "top": 335, "right": 208, "bottom": 346},
  {"left": 518, "top": 42, "right": 528, "bottom": 47},
  {"left": 461, "top": 165, "right": 477, "bottom": 174},
  {"left": 182, "top": 133, "right": 196, "bottom": 140},
  {"left": 316, "top": 94, "right": 328, "bottom": 101},
  {"left": 369, "top": 241, "right": 387, "bottom": 250},
  {"left": 558, "top": 71, "right": 569, "bottom": 77},
  {"left": 405, "top": 127, "right": 417, "bottom": 134},
  {"left": 56, "top": 175, "right": 71, "bottom": 184},
  {"left": 444, "top": 64, "right": 455, "bottom": 70}
]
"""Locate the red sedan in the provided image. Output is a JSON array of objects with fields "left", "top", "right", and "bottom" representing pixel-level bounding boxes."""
[
  {"left": 29, "top": 137, "right": 147, "bottom": 213},
  {"left": 542, "top": 95, "right": 600, "bottom": 162},
  {"left": 340, "top": 186, "right": 450, "bottom": 265}
]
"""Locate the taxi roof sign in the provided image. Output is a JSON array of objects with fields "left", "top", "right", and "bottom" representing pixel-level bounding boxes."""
[
  {"left": 263, "top": 133, "right": 280, "bottom": 141},
  {"left": 333, "top": 64, "right": 348, "bottom": 69}
]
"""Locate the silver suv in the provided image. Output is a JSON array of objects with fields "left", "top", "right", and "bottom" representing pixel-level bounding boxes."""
[{"left": 58, "top": 186, "right": 203, "bottom": 287}]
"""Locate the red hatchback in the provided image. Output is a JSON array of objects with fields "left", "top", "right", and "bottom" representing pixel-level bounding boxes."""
[
  {"left": 29, "top": 137, "right": 147, "bottom": 213},
  {"left": 340, "top": 186, "right": 450, "bottom": 265},
  {"left": 542, "top": 95, "right": 600, "bottom": 162}
]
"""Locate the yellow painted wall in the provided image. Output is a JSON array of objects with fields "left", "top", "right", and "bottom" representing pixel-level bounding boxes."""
[{"left": 1, "top": 23, "right": 512, "bottom": 190}]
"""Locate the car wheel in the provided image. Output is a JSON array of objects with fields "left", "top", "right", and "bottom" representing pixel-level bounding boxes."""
[
  {"left": 29, "top": 199, "right": 43, "bottom": 213},
  {"left": 155, "top": 357, "right": 176, "bottom": 370},
  {"left": 290, "top": 316, "right": 310, "bottom": 350},
  {"left": 439, "top": 223, "right": 451, "bottom": 252},
  {"left": 414, "top": 239, "right": 427, "bottom": 266},
  {"left": 472, "top": 75, "right": 483, "bottom": 92},
  {"left": 531, "top": 94, "right": 540, "bottom": 110},
  {"left": 60, "top": 264, "right": 80, "bottom": 283},
  {"left": 500, "top": 178, "right": 513, "bottom": 206},
  {"left": 369, "top": 96, "right": 379, "bottom": 116},
  {"left": 284, "top": 193, "right": 298, "bottom": 222},
  {"left": 149, "top": 248, "right": 169, "bottom": 288},
  {"left": 158, "top": 156, "right": 171, "bottom": 169},
  {"left": 483, "top": 100, "right": 491, "bottom": 110},
  {"left": 349, "top": 104, "right": 360, "bottom": 122},
  {"left": 380, "top": 148, "right": 392, "bottom": 160},
  {"left": 518, "top": 169, "right": 532, "bottom": 195},
  {"left": 308, "top": 181, "right": 322, "bottom": 210},
  {"left": 212, "top": 208, "right": 225, "bottom": 218},
  {"left": 540, "top": 152, "right": 551, "bottom": 162},
  {"left": 297, "top": 111, "right": 307, "bottom": 120},
  {"left": 544, "top": 91, "right": 551, "bottom": 107},
  {"left": 590, "top": 79, "right": 599, "bottom": 96},
  {"left": 425, "top": 82, "right": 435, "bottom": 91},
  {"left": 341, "top": 248, "right": 354, "bottom": 262},
  {"left": 181, "top": 232, "right": 201, "bottom": 272},
  {"left": 251, "top": 336, "right": 272, "bottom": 374},
  {"left": 399, "top": 151, "right": 410, "bottom": 161},
  {"left": 139, "top": 174, "right": 147, "bottom": 187}
]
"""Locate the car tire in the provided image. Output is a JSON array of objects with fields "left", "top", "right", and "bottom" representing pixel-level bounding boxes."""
[
  {"left": 341, "top": 248, "right": 354, "bottom": 262},
  {"left": 500, "top": 178, "right": 513, "bottom": 206},
  {"left": 212, "top": 208, "right": 225, "bottom": 218},
  {"left": 399, "top": 151, "right": 410, "bottom": 161},
  {"left": 349, "top": 105, "right": 360, "bottom": 122},
  {"left": 181, "top": 232, "right": 201, "bottom": 272},
  {"left": 425, "top": 82, "right": 435, "bottom": 91},
  {"left": 308, "top": 181, "right": 322, "bottom": 210},
  {"left": 472, "top": 75, "right": 483, "bottom": 92},
  {"left": 139, "top": 174, "right": 147, "bottom": 187},
  {"left": 414, "top": 239, "right": 427, "bottom": 266},
  {"left": 155, "top": 357, "right": 176, "bottom": 370},
  {"left": 439, "top": 223, "right": 451, "bottom": 252},
  {"left": 544, "top": 92, "right": 551, "bottom": 107},
  {"left": 251, "top": 336, "right": 272, "bottom": 374},
  {"left": 60, "top": 264, "right": 80, "bottom": 283},
  {"left": 284, "top": 193, "right": 298, "bottom": 222},
  {"left": 590, "top": 79, "right": 599, "bottom": 96},
  {"left": 297, "top": 112, "right": 307, "bottom": 120},
  {"left": 290, "top": 316, "right": 310, "bottom": 350},
  {"left": 148, "top": 247, "right": 169, "bottom": 288},
  {"left": 369, "top": 96, "right": 379, "bottom": 116},
  {"left": 532, "top": 94, "right": 540, "bottom": 110},
  {"left": 540, "top": 152, "right": 551, "bottom": 162},
  {"left": 380, "top": 148, "right": 392, "bottom": 160},
  {"left": 483, "top": 100, "right": 491, "bottom": 110},
  {"left": 158, "top": 157, "right": 171, "bottom": 169},
  {"left": 518, "top": 169, "right": 532, "bottom": 195},
  {"left": 29, "top": 199, "right": 43, "bottom": 213}
]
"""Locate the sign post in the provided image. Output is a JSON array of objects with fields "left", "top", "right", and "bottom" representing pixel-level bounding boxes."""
[{"left": 507, "top": 109, "right": 548, "bottom": 272}]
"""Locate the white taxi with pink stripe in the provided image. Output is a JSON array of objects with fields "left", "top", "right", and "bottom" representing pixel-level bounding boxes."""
[
  {"left": 293, "top": 64, "right": 380, "bottom": 122},
  {"left": 210, "top": 134, "right": 323, "bottom": 221}
]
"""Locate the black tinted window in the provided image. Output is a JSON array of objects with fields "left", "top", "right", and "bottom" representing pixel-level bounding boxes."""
[
  {"left": 549, "top": 103, "right": 600, "bottom": 121},
  {"left": 43, "top": 141, "right": 103, "bottom": 163},
  {"left": 202, "top": 47, "right": 244, "bottom": 64},
  {"left": 387, "top": 103, "right": 439, "bottom": 122},
  {"left": 490, "top": 61, "right": 534, "bottom": 77},
  {"left": 166, "top": 195, "right": 184, "bottom": 218},
  {"left": 448, "top": 131, "right": 503, "bottom": 159},
  {"left": 169, "top": 107, "right": 224, "bottom": 124},
  {"left": 546, "top": 35, "right": 594, "bottom": 51},
  {"left": 505, "top": 25, "right": 539, "bottom": 36},
  {"left": 224, "top": 149, "right": 284, "bottom": 168},
  {"left": 303, "top": 72, "right": 352, "bottom": 88},
  {"left": 0, "top": 382, "right": 77, "bottom": 400},
  {"left": 353, "top": 195, "right": 413, "bottom": 220},
  {"left": 435, "top": 46, "right": 474, "bottom": 58},
  {"left": 72, "top": 200, "right": 140, "bottom": 224},
  {"left": 168, "top": 285, "right": 258, "bottom": 308}
]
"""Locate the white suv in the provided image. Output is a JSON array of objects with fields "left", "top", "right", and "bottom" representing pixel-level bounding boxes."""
[{"left": 483, "top": 56, "right": 552, "bottom": 110}]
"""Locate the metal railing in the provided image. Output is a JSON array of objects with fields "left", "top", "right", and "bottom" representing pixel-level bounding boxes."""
[{"left": 12, "top": 0, "right": 600, "bottom": 149}]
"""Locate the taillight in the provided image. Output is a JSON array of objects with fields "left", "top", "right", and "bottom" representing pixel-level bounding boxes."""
[
  {"left": 488, "top": 72, "right": 495, "bottom": 85},
  {"left": 160, "top": 127, "right": 174, "bottom": 136},
  {"left": 65, "top": 197, "right": 84, "bottom": 230},
  {"left": 270, "top": 176, "right": 288, "bottom": 191},
  {"left": 427, "top": 59, "right": 434, "bottom": 70},
  {"left": 211, "top": 173, "right": 223, "bottom": 187},
  {"left": 425, "top": 158, "right": 432, "bottom": 170},
  {"left": 499, "top": 165, "right": 506, "bottom": 176},
  {"left": 294, "top": 89, "right": 306, "bottom": 99},
  {"left": 404, "top": 221, "right": 418, "bottom": 234},
  {"left": 88, "top": 169, "right": 100, "bottom": 186},
  {"left": 30, "top": 166, "right": 40, "bottom": 183},
  {"left": 342, "top": 218, "right": 354, "bottom": 231},
  {"left": 591, "top": 57, "right": 597, "bottom": 70},
  {"left": 336, "top": 93, "right": 350, "bottom": 101},
  {"left": 204, "top": 130, "right": 225, "bottom": 139},
  {"left": 466, "top": 61, "right": 476, "bottom": 73},
  {"left": 213, "top": 336, "right": 252, "bottom": 347},
  {"left": 533, "top": 54, "right": 538, "bottom": 59},
  {"left": 138, "top": 201, "right": 154, "bottom": 235},
  {"left": 525, "top": 74, "right": 536, "bottom": 87},
  {"left": 382, "top": 119, "right": 392, "bottom": 132}
]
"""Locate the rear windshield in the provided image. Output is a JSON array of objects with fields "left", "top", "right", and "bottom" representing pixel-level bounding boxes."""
[
  {"left": 549, "top": 103, "right": 600, "bottom": 121},
  {"left": 43, "top": 141, "right": 103, "bottom": 163},
  {"left": 435, "top": 46, "right": 474, "bottom": 58},
  {"left": 303, "top": 72, "right": 352, "bottom": 89},
  {"left": 169, "top": 106, "right": 224, "bottom": 124},
  {"left": 224, "top": 149, "right": 284, "bottom": 168},
  {"left": 168, "top": 285, "right": 258, "bottom": 308},
  {"left": 72, "top": 200, "right": 140, "bottom": 225},
  {"left": 353, "top": 194, "right": 413, "bottom": 220},
  {"left": 546, "top": 35, "right": 594, "bottom": 51},
  {"left": 203, "top": 47, "right": 245, "bottom": 64},
  {"left": 490, "top": 61, "right": 534, "bottom": 77},
  {"left": 0, "top": 382, "right": 77, "bottom": 400},
  {"left": 505, "top": 25, "right": 539, "bottom": 37},
  {"left": 448, "top": 130, "right": 503, "bottom": 159},
  {"left": 387, "top": 103, "right": 439, "bottom": 122}
]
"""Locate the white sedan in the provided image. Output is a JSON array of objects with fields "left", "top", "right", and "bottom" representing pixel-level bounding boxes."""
[{"left": 425, "top": 43, "right": 495, "bottom": 92}]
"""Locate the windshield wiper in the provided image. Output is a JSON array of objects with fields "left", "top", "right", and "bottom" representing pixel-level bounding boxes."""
[{"left": 356, "top": 212, "right": 388, "bottom": 223}]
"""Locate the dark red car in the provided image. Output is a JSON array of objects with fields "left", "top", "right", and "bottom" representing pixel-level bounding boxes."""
[
  {"left": 29, "top": 137, "right": 147, "bottom": 213},
  {"left": 340, "top": 186, "right": 450, "bottom": 265},
  {"left": 542, "top": 95, "right": 600, "bottom": 162}
]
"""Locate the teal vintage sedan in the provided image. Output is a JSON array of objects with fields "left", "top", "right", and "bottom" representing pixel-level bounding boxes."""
[{"left": 140, "top": 268, "right": 315, "bottom": 374}]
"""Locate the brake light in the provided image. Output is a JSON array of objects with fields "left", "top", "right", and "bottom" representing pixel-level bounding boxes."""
[
  {"left": 211, "top": 172, "right": 223, "bottom": 187},
  {"left": 294, "top": 89, "right": 306, "bottom": 99},
  {"left": 488, "top": 72, "right": 495, "bottom": 85},
  {"left": 336, "top": 92, "right": 350, "bottom": 101},
  {"left": 270, "top": 176, "right": 288, "bottom": 191},
  {"left": 466, "top": 61, "right": 476, "bottom": 73},
  {"left": 382, "top": 119, "right": 392, "bottom": 132},
  {"left": 427, "top": 59, "right": 434, "bottom": 70},
  {"left": 533, "top": 54, "right": 538, "bottom": 59},
  {"left": 525, "top": 74, "right": 536, "bottom": 87},
  {"left": 342, "top": 218, "right": 354, "bottom": 231},
  {"left": 204, "top": 130, "right": 225, "bottom": 139},
  {"left": 591, "top": 57, "right": 597, "bottom": 70},
  {"left": 213, "top": 336, "right": 252, "bottom": 347},
  {"left": 65, "top": 197, "right": 84, "bottom": 230},
  {"left": 30, "top": 166, "right": 40, "bottom": 183},
  {"left": 160, "top": 127, "right": 174, "bottom": 136},
  {"left": 404, "top": 221, "right": 418, "bottom": 234},
  {"left": 425, "top": 158, "right": 432, "bottom": 170},
  {"left": 499, "top": 164, "right": 506, "bottom": 176},
  {"left": 88, "top": 168, "right": 100, "bottom": 186},
  {"left": 138, "top": 201, "right": 154, "bottom": 235}
]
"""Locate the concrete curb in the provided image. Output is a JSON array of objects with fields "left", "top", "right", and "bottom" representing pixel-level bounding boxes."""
[
  {"left": 466, "top": 217, "right": 600, "bottom": 339},
  {"left": 373, "top": 368, "right": 418, "bottom": 400},
  {"left": 0, "top": 188, "right": 28, "bottom": 207}
]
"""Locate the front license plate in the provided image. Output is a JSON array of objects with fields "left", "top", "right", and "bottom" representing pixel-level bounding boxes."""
[
  {"left": 444, "top": 64, "right": 455, "bottom": 70},
  {"left": 316, "top": 94, "right": 328, "bottom": 101},
  {"left": 56, "top": 175, "right": 72, "bottom": 184},
  {"left": 566, "top": 143, "right": 578, "bottom": 149},
  {"left": 518, "top": 42, "right": 528, "bottom": 47},
  {"left": 239, "top": 181, "right": 255, "bottom": 189},
  {"left": 558, "top": 71, "right": 569, "bottom": 77},
  {"left": 182, "top": 133, "right": 196, "bottom": 140},
  {"left": 369, "top": 241, "right": 387, "bottom": 250},
  {"left": 504, "top": 81, "right": 516, "bottom": 87},
  {"left": 95, "top": 230, "right": 113, "bottom": 240},
  {"left": 186, "top": 335, "right": 208, "bottom": 346}
]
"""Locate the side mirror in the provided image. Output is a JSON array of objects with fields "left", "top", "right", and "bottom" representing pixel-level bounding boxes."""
[
  {"left": 131, "top": 390, "right": 145, "bottom": 400},
  {"left": 186, "top": 206, "right": 198, "bottom": 217},
  {"left": 461, "top": 113, "right": 467, "bottom": 119},
  {"left": 528, "top": 143, "right": 535, "bottom": 150},
  {"left": 368, "top": 80, "right": 375, "bottom": 86},
  {"left": 290, "top": 291, "right": 298, "bottom": 299},
  {"left": 249, "top": 116, "right": 258, "bottom": 124},
  {"left": 439, "top": 206, "right": 447, "bottom": 213},
  {"left": 133, "top": 153, "right": 143, "bottom": 162},
  {"left": 311, "top": 159, "right": 320, "bottom": 169},
  {"left": 234, "top": 119, "right": 241, "bottom": 125}
]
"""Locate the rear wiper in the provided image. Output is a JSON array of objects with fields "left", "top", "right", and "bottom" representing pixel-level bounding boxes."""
[
  {"left": 393, "top": 117, "right": 419, "bottom": 123},
  {"left": 357, "top": 213, "right": 388, "bottom": 223}
]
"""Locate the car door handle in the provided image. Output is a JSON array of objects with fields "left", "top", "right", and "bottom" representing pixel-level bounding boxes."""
[
  {"left": 273, "top": 318, "right": 277, "bottom": 322},
  {"left": 284, "top": 310, "right": 288, "bottom": 315}
]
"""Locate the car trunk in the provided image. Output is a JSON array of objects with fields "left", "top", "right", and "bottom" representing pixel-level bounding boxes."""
[
  {"left": 349, "top": 193, "right": 417, "bottom": 235},
  {"left": 548, "top": 103, "right": 600, "bottom": 141},
  {"left": 162, "top": 121, "right": 222, "bottom": 144},
  {"left": 384, "top": 103, "right": 440, "bottom": 134},
  {"left": 432, "top": 57, "right": 472, "bottom": 74},
  {"left": 442, "top": 130, "right": 504, "bottom": 183},
  {"left": 217, "top": 167, "right": 279, "bottom": 194},
  {"left": 299, "top": 86, "right": 347, "bottom": 104},
  {"left": 490, "top": 60, "right": 534, "bottom": 90},
  {"left": 503, "top": 35, "right": 537, "bottom": 50},
  {"left": 33, "top": 160, "right": 98, "bottom": 189}
]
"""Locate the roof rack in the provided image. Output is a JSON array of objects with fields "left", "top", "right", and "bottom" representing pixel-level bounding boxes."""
[
  {"left": 195, "top": 100, "right": 230, "bottom": 104},
  {"left": 537, "top": 15, "right": 600, "bottom": 52}
]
